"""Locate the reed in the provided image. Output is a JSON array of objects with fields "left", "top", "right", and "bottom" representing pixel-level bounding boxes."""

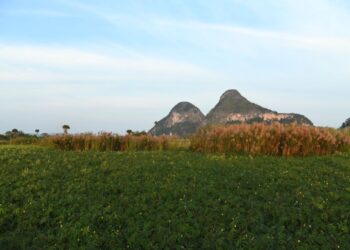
[
  {"left": 40, "top": 133, "right": 177, "bottom": 151},
  {"left": 190, "top": 123, "right": 350, "bottom": 156}
]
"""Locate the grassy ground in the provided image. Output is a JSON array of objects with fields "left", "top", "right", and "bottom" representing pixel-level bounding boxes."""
[{"left": 0, "top": 146, "right": 350, "bottom": 249}]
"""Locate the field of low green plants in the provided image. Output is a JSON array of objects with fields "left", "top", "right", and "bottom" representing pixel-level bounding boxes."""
[{"left": 1, "top": 146, "right": 350, "bottom": 249}]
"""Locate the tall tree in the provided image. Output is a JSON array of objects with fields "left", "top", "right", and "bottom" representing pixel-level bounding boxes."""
[
  {"left": 11, "top": 128, "right": 19, "bottom": 137},
  {"left": 62, "top": 125, "right": 70, "bottom": 135}
]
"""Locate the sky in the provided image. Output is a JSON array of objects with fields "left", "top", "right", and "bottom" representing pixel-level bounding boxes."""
[{"left": 1, "top": 0, "right": 350, "bottom": 134}]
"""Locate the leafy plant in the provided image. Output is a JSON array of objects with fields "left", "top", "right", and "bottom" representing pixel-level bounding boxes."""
[{"left": 0, "top": 146, "right": 349, "bottom": 248}]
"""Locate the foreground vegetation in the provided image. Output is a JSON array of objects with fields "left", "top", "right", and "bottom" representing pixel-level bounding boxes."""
[
  {"left": 1, "top": 124, "right": 350, "bottom": 157},
  {"left": 1, "top": 146, "right": 350, "bottom": 249},
  {"left": 191, "top": 124, "right": 350, "bottom": 156}
]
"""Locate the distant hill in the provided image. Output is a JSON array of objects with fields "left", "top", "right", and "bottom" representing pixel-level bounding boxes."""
[
  {"left": 206, "top": 90, "right": 313, "bottom": 126},
  {"left": 149, "top": 102, "right": 205, "bottom": 137},
  {"left": 340, "top": 118, "right": 350, "bottom": 129},
  {"left": 206, "top": 89, "right": 272, "bottom": 124},
  {"left": 149, "top": 90, "right": 313, "bottom": 137}
]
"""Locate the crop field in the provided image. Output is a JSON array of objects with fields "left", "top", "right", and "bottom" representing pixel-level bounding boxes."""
[{"left": 0, "top": 146, "right": 350, "bottom": 249}]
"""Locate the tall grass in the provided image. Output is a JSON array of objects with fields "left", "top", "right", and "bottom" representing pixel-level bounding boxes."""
[
  {"left": 40, "top": 133, "right": 181, "bottom": 151},
  {"left": 190, "top": 123, "right": 350, "bottom": 156},
  {"left": 9, "top": 137, "right": 39, "bottom": 145},
  {"left": 342, "top": 127, "right": 350, "bottom": 136}
]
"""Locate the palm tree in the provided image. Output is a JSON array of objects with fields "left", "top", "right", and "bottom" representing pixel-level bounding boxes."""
[
  {"left": 62, "top": 125, "right": 70, "bottom": 135},
  {"left": 11, "top": 128, "right": 19, "bottom": 138}
]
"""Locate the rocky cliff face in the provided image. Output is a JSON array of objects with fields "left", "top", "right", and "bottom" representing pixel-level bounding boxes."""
[
  {"left": 206, "top": 90, "right": 313, "bottom": 126},
  {"left": 148, "top": 102, "right": 205, "bottom": 137}
]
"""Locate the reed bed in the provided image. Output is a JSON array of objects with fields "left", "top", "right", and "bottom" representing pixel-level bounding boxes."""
[
  {"left": 342, "top": 127, "right": 350, "bottom": 136},
  {"left": 41, "top": 133, "right": 178, "bottom": 151},
  {"left": 190, "top": 123, "right": 350, "bottom": 156}
]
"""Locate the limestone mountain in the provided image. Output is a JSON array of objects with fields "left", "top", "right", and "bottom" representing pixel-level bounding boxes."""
[
  {"left": 206, "top": 90, "right": 313, "bottom": 125},
  {"left": 206, "top": 90, "right": 271, "bottom": 124},
  {"left": 149, "top": 102, "right": 205, "bottom": 137},
  {"left": 340, "top": 118, "right": 350, "bottom": 129},
  {"left": 149, "top": 90, "right": 313, "bottom": 137}
]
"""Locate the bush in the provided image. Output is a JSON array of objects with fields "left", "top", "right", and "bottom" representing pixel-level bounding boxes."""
[
  {"left": 190, "top": 123, "right": 350, "bottom": 156},
  {"left": 0, "top": 134, "right": 8, "bottom": 141}
]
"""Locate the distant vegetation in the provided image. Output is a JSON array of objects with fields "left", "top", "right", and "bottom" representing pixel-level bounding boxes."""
[
  {"left": 1, "top": 147, "right": 349, "bottom": 249},
  {"left": 40, "top": 133, "right": 181, "bottom": 151},
  {"left": 0, "top": 129, "right": 39, "bottom": 145}
]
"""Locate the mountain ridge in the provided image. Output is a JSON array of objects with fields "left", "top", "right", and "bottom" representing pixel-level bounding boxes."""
[
  {"left": 206, "top": 89, "right": 273, "bottom": 124},
  {"left": 149, "top": 89, "right": 313, "bottom": 137}
]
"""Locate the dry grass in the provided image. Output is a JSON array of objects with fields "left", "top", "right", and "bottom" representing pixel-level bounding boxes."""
[
  {"left": 341, "top": 127, "right": 350, "bottom": 136},
  {"left": 190, "top": 123, "right": 350, "bottom": 156},
  {"left": 40, "top": 133, "right": 180, "bottom": 151}
]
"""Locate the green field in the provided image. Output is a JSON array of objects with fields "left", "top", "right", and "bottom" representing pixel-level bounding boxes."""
[{"left": 1, "top": 146, "right": 350, "bottom": 249}]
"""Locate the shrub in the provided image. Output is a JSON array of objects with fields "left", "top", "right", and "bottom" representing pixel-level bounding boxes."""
[
  {"left": 0, "top": 134, "right": 8, "bottom": 141},
  {"left": 190, "top": 123, "right": 350, "bottom": 156}
]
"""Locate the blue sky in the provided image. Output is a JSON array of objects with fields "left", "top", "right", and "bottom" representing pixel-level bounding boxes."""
[{"left": 1, "top": 0, "right": 350, "bottom": 134}]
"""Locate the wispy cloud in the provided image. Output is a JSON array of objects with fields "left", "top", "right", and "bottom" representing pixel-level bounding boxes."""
[
  {"left": 0, "top": 44, "right": 224, "bottom": 84},
  {"left": 60, "top": 0, "right": 350, "bottom": 52},
  {"left": 157, "top": 19, "right": 350, "bottom": 52}
]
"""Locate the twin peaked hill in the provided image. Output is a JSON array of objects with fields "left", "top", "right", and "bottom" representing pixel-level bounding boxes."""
[{"left": 149, "top": 90, "right": 313, "bottom": 137}]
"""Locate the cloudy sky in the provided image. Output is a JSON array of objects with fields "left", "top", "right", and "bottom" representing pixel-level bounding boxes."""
[{"left": 1, "top": 0, "right": 350, "bottom": 134}]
